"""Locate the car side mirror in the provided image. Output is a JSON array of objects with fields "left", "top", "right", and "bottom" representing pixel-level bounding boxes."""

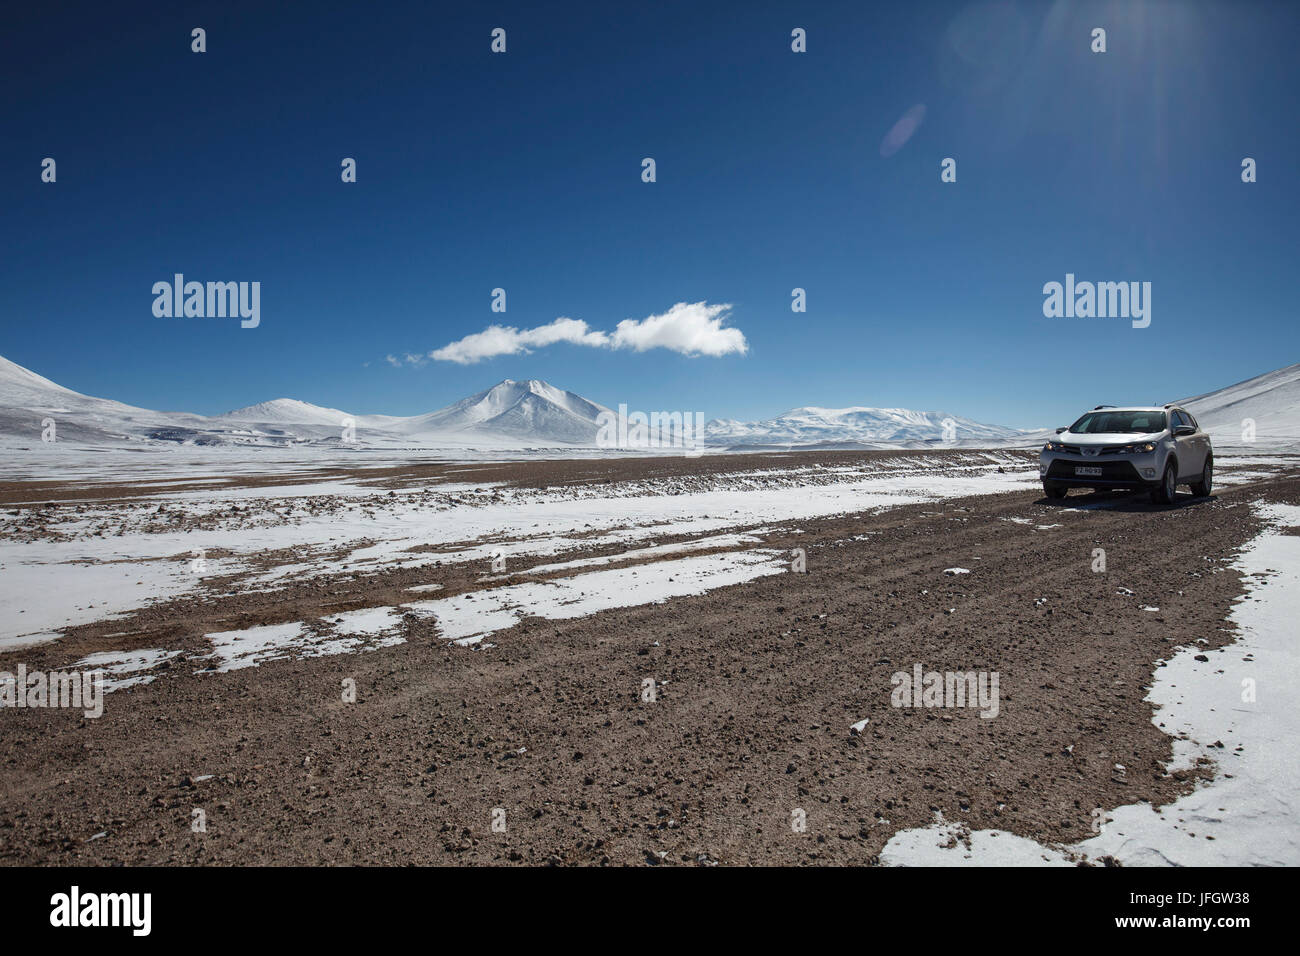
[
  {"left": 1173, "top": 425, "right": 1195, "bottom": 436},
  {"left": 1055, "top": 427, "right": 1067, "bottom": 434}
]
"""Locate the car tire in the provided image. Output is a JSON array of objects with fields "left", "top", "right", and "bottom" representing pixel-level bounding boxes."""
[
  {"left": 1190, "top": 455, "right": 1213, "bottom": 497},
  {"left": 1151, "top": 462, "right": 1177, "bottom": 505},
  {"left": 1043, "top": 481, "right": 1067, "bottom": 499}
]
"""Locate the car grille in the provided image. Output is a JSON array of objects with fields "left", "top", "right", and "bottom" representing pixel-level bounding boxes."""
[
  {"left": 1060, "top": 445, "right": 1129, "bottom": 456},
  {"left": 1046, "top": 460, "right": 1144, "bottom": 482}
]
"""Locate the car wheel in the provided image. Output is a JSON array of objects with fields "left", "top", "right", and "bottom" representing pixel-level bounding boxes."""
[
  {"left": 1191, "top": 455, "right": 1213, "bottom": 497},
  {"left": 1151, "top": 462, "right": 1177, "bottom": 505},
  {"left": 1043, "top": 481, "right": 1067, "bottom": 499}
]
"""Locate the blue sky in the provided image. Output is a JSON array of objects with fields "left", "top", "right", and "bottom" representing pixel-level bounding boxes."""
[{"left": 2, "top": 0, "right": 1296, "bottom": 428}]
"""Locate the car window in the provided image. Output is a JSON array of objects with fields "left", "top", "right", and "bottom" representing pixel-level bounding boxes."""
[
  {"left": 1171, "top": 411, "right": 1188, "bottom": 429},
  {"left": 1069, "top": 411, "right": 1167, "bottom": 434}
]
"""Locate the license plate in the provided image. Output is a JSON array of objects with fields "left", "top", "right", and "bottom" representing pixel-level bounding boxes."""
[{"left": 1075, "top": 466, "right": 1103, "bottom": 477}]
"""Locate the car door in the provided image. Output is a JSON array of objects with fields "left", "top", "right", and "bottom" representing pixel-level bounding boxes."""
[
  {"left": 1171, "top": 410, "right": 1204, "bottom": 479},
  {"left": 1184, "top": 411, "right": 1211, "bottom": 475}
]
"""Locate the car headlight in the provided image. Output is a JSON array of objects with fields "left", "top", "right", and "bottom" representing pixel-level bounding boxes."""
[
  {"left": 1117, "top": 442, "right": 1156, "bottom": 454},
  {"left": 1043, "top": 441, "right": 1065, "bottom": 452}
]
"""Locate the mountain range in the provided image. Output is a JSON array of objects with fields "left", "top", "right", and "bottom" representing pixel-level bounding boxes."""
[{"left": 1, "top": 352, "right": 1296, "bottom": 451}]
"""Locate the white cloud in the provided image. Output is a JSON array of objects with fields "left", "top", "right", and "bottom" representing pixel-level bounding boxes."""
[
  {"left": 420, "top": 302, "right": 746, "bottom": 365},
  {"left": 428, "top": 317, "right": 608, "bottom": 365},
  {"left": 609, "top": 302, "right": 747, "bottom": 357}
]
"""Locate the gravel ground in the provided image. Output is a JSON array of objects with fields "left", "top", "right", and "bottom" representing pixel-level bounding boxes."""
[{"left": 1, "top": 452, "right": 1297, "bottom": 865}]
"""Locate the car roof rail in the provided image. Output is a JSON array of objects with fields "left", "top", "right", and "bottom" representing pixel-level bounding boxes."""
[{"left": 1093, "top": 404, "right": 1116, "bottom": 409}]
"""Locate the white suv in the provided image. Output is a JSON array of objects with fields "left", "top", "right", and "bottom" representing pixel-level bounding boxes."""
[{"left": 1040, "top": 405, "right": 1213, "bottom": 504}]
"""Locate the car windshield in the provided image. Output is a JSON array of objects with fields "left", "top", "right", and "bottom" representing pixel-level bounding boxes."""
[{"left": 1069, "top": 410, "right": 1166, "bottom": 434}]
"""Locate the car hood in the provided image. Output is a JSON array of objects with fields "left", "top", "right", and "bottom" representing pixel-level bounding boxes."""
[{"left": 1059, "top": 431, "right": 1164, "bottom": 446}]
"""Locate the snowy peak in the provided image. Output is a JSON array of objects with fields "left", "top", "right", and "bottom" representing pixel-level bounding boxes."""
[
  {"left": 469, "top": 379, "right": 601, "bottom": 418},
  {"left": 706, "top": 404, "right": 1024, "bottom": 447},
  {"left": 0, "top": 354, "right": 81, "bottom": 404},
  {"left": 450, "top": 380, "right": 549, "bottom": 424},
  {"left": 400, "top": 378, "right": 611, "bottom": 443},
  {"left": 217, "top": 398, "right": 353, "bottom": 426},
  {"left": 1181, "top": 363, "right": 1300, "bottom": 448}
]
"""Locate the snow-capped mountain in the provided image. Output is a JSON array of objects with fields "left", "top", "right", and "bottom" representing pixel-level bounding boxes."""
[
  {"left": 384, "top": 380, "right": 610, "bottom": 444},
  {"left": 0, "top": 353, "right": 214, "bottom": 444},
  {"left": 0, "top": 355, "right": 611, "bottom": 448},
  {"left": 0, "top": 353, "right": 80, "bottom": 405},
  {"left": 3, "top": 352, "right": 1298, "bottom": 452},
  {"left": 705, "top": 405, "right": 1025, "bottom": 448},
  {"left": 1180, "top": 363, "right": 1300, "bottom": 450},
  {"left": 216, "top": 398, "right": 356, "bottom": 426}
]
